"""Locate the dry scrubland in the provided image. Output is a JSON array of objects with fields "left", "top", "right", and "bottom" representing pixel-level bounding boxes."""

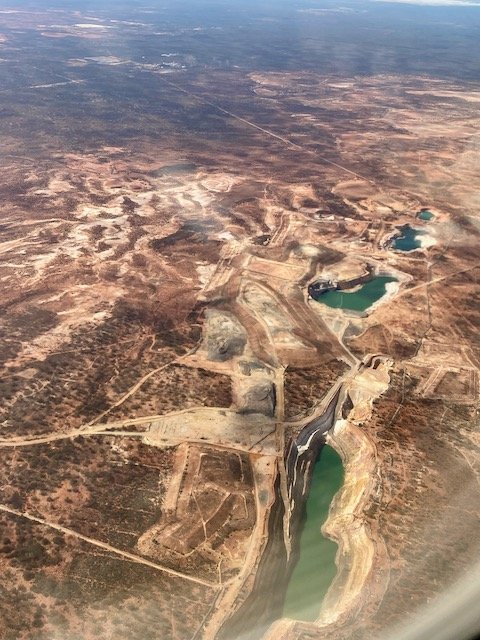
[{"left": 0, "top": 6, "right": 479, "bottom": 640}]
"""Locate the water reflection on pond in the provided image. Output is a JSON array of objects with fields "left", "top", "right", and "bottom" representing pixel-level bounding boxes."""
[
  {"left": 392, "top": 225, "right": 425, "bottom": 252},
  {"left": 311, "top": 276, "right": 398, "bottom": 312},
  {"left": 418, "top": 209, "right": 434, "bottom": 221},
  {"left": 283, "top": 445, "right": 344, "bottom": 622}
]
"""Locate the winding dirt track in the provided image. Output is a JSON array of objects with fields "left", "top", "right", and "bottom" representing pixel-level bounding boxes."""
[
  {"left": 0, "top": 361, "right": 361, "bottom": 450},
  {"left": 87, "top": 362, "right": 175, "bottom": 425},
  {"left": 87, "top": 344, "right": 201, "bottom": 425}
]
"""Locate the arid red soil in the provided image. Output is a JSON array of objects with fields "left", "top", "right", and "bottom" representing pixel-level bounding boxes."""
[{"left": 0, "top": 5, "right": 479, "bottom": 640}]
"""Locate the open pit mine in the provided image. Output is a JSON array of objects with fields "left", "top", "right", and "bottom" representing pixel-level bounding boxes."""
[{"left": 0, "top": 3, "right": 479, "bottom": 640}]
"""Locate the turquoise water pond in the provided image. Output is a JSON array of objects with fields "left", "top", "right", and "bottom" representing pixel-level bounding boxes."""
[
  {"left": 418, "top": 209, "right": 434, "bottom": 221},
  {"left": 311, "top": 276, "right": 397, "bottom": 312},
  {"left": 393, "top": 225, "right": 425, "bottom": 252}
]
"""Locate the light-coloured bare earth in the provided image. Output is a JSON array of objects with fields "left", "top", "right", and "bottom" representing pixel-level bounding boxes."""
[{"left": 0, "top": 6, "right": 479, "bottom": 640}]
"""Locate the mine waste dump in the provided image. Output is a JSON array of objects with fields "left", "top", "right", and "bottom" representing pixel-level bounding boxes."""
[{"left": 283, "top": 445, "right": 344, "bottom": 622}]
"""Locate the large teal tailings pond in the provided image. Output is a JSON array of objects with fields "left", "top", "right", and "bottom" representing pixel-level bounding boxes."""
[
  {"left": 283, "top": 445, "right": 344, "bottom": 622},
  {"left": 311, "top": 276, "right": 397, "bottom": 312}
]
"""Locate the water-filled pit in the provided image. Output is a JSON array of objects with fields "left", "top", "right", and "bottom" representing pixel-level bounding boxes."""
[{"left": 284, "top": 445, "right": 344, "bottom": 621}]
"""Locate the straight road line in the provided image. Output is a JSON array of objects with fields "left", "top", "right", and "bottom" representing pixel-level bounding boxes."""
[
  {"left": 156, "top": 75, "right": 373, "bottom": 183},
  {"left": 0, "top": 504, "right": 217, "bottom": 589}
]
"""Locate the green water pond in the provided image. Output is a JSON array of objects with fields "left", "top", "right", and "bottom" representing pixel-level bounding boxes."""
[
  {"left": 283, "top": 446, "right": 344, "bottom": 622},
  {"left": 392, "top": 225, "right": 426, "bottom": 252},
  {"left": 418, "top": 209, "right": 434, "bottom": 221},
  {"left": 311, "top": 276, "right": 397, "bottom": 312}
]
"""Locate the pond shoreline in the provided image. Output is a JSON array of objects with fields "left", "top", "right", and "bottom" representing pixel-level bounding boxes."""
[{"left": 309, "top": 273, "right": 398, "bottom": 313}]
